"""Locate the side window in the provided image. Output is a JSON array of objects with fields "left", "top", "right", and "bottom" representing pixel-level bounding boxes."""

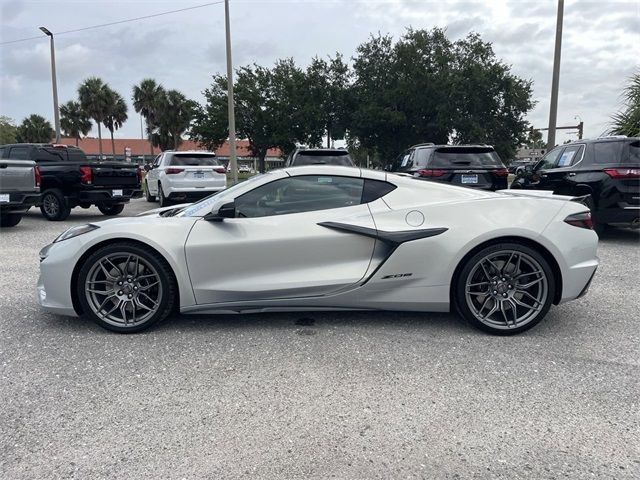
[
  {"left": 0, "top": 147, "right": 5, "bottom": 158},
  {"left": 235, "top": 175, "right": 364, "bottom": 218},
  {"left": 624, "top": 141, "right": 640, "bottom": 164},
  {"left": 538, "top": 148, "right": 562, "bottom": 169},
  {"left": 594, "top": 141, "right": 623, "bottom": 164},
  {"left": 153, "top": 154, "right": 162, "bottom": 167},
  {"left": 362, "top": 179, "right": 396, "bottom": 203},
  {"left": 556, "top": 144, "right": 584, "bottom": 167},
  {"left": 8, "top": 146, "right": 29, "bottom": 160}
]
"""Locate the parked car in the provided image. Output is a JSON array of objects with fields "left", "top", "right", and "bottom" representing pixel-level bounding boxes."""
[
  {"left": 144, "top": 150, "right": 226, "bottom": 207},
  {"left": 284, "top": 148, "right": 355, "bottom": 167},
  {"left": 38, "top": 166, "right": 598, "bottom": 335},
  {"left": 508, "top": 159, "right": 536, "bottom": 175},
  {"left": 238, "top": 164, "right": 252, "bottom": 173},
  {"left": 387, "top": 144, "right": 509, "bottom": 191},
  {"left": 0, "top": 158, "right": 40, "bottom": 227},
  {"left": 0, "top": 143, "right": 143, "bottom": 221},
  {"left": 510, "top": 136, "right": 640, "bottom": 234}
]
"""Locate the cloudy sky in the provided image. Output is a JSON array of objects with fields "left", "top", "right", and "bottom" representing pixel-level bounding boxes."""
[{"left": 1, "top": 0, "right": 638, "bottom": 143}]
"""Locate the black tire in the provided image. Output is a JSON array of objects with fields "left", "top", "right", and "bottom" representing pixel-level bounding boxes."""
[
  {"left": 40, "top": 188, "right": 71, "bottom": 221},
  {"left": 98, "top": 203, "right": 125, "bottom": 216},
  {"left": 145, "top": 180, "right": 156, "bottom": 202},
  {"left": 76, "top": 242, "right": 177, "bottom": 333},
  {"left": 158, "top": 183, "right": 170, "bottom": 207},
  {"left": 0, "top": 212, "right": 23, "bottom": 227},
  {"left": 455, "top": 242, "right": 555, "bottom": 335}
]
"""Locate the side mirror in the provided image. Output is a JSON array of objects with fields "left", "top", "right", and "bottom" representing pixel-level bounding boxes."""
[
  {"left": 143, "top": 163, "right": 152, "bottom": 172},
  {"left": 204, "top": 201, "right": 235, "bottom": 222}
]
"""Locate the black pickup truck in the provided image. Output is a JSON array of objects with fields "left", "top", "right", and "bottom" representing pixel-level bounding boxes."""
[{"left": 0, "top": 143, "right": 142, "bottom": 221}]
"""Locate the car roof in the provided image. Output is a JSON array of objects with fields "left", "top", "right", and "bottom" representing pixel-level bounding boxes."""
[
  {"left": 165, "top": 150, "right": 216, "bottom": 155},
  {"left": 411, "top": 144, "right": 495, "bottom": 150},
  {"left": 563, "top": 136, "right": 639, "bottom": 144},
  {"left": 295, "top": 148, "right": 349, "bottom": 154}
]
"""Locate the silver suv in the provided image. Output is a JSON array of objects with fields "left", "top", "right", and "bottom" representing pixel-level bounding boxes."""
[{"left": 144, "top": 151, "right": 227, "bottom": 207}]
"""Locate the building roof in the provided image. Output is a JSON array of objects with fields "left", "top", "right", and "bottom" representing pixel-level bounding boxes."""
[{"left": 55, "top": 137, "right": 282, "bottom": 158}]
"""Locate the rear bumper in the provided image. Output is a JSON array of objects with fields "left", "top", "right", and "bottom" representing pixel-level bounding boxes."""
[
  {"left": 67, "top": 188, "right": 143, "bottom": 205},
  {"left": 595, "top": 206, "right": 640, "bottom": 226},
  {"left": 0, "top": 191, "right": 40, "bottom": 212}
]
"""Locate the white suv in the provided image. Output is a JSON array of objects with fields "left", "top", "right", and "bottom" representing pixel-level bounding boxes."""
[{"left": 144, "top": 151, "right": 227, "bottom": 206}]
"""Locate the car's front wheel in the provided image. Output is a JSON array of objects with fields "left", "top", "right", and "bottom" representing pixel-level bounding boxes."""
[
  {"left": 97, "top": 203, "right": 125, "bottom": 216},
  {"left": 76, "top": 242, "right": 177, "bottom": 333},
  {"left": 145, "top": 180, "right": 156, "bottom": 202},
  {"left": 158, "top": 183, "right": 170, "bottom": 207},
  {"left": 455, "top": 242, "right": 555, "bottom": 335}
]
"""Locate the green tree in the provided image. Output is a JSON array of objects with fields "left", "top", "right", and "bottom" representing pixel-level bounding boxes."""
[
  {"left": 78, "top": 77, "right": 112, "bottom": 158},
  {"left": 0, "top": 116, "right": 18, "bottom": 144},
  {"left": 524, "top": 128, "right": 545, "bottom": 149},
  {"left": 305, "top": 53, "right": 353, "bottom": 147},
  {"left": 149, "top": 89, "right": 196, "bottom": 151},
  {"left": 59, "top": 101, "right": 92, "bottom": 146},
  {"left": 132, "top": 78, "right": 165, "bottom": 155},
  {"left": 103, "top": 89, "right": 128, "bottom": 157},
  {"left": 609, "top": 72, "right": 640, "bottom": 137},
  {"left": 15, "top": 114, "right": 55, "bottom": 143}
]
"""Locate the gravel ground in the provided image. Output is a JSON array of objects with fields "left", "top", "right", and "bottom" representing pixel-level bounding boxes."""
[{"left": 1, "top": 199, "right": 639, "bottom": 479}]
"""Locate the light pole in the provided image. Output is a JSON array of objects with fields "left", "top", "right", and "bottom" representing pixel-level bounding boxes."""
[
  {"left": 39, "top": 27, "right": 61, "bottom": 143},
  {"left": 224, "top": 0, "right": 238, "bottom": 184},
  {"left": 546, "top": 0, "right": 564, "bottom": 150}
]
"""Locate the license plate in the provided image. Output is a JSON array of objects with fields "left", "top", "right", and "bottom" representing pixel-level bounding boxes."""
[
  {"left": 112, "top": 189, "right": 123, "bottom": 197},
  {"left": 461, "top": 174, "right": 478, "bottom": 184},
  {"left": 193, "top": 172, "right": 205, "bottom": 179},
  {"left": 0, "top": 194, "right": 9, "bottom": 203}
]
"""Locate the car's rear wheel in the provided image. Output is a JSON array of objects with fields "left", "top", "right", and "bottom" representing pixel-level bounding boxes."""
[
  {"left": 455, "top": 243, "right": 555, "bottom": 335},
  {"left": 97, "top": 203, "right": 125, "bottom": 216},
  {"left": 0, "top": 212, "right": 23, "bottom": 227},
  {"left": 145, "top": 180, "right": 156, "bottom": 202},
  {"left": 40, "top": 188, "right": 71, "bottom": 221},
  {"left": 158, "top": 183, "right": 170, "bottom": 207},
  {"left": 76, "top": 242, "right": 177, "bottom": 333}
]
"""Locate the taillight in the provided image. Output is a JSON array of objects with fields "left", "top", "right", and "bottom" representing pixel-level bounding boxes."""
[
  {"left": 564, "top": 212, "right": 593, "bottom": 230},
  {"left": 492, "top": 168, "right": 509, "bottom": 177},
  {"left": 165, "top": 168, "right": 184, "bottom": 175},
  {"left": 214, "top": 167, "right": 226, "bottom": 174},
  {"left": 79, "top": 166, "right": 92, "bottom": 185},
  {"left": 417, "top": 169, "right": 447, "bottom": 177},
  {"left": 137, "top": 167, "right": 143, "bottom": 183},
  {"left": 34, "top": 166, "right": 41, "bottom": 187},
  {"left": 603, "top": 168, "right": 640, "bottom": 178}
]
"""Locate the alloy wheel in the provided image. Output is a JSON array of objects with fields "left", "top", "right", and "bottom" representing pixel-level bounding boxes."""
[
  {"left": 43, "top": 193, "right": 59, "bottom": 217},
  {"left": 464, "top": 250, "right": 549, "bottom": 330}
]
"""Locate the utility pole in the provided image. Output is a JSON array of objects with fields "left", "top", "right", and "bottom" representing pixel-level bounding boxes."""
[
  {"left": 39, "top": 27, "right": 60, "bottom": 143},
  {"left": 224, "top": 0, "right": 238, "bottom": 184},
  {"left": 547, "top": 0, "right": 564, "bottom": 150}
]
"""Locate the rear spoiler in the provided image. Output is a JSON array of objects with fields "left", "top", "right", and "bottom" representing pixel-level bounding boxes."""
[{"left": 498, "top": 189, "right": 591, "bottom": 207}]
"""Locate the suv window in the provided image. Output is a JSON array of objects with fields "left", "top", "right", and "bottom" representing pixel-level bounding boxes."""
[
  {"left": 428, "top": 147, "right": 502, "bottom": 168},
  {"left": 152, "top": 155, "right": 162, "bottom": 167},
  {"left": 292, "top": 150, "right": 354, "bottom": 167},
  {"left": 538, "top": 148, "right": 562, "bottom": 169},
  {"left": 8, "top": 146, "right": 29, "bottom": 160},
  {"left": 624, "top": 140, "right": 640, "bottom": 164},
  {"left": 235, "top": 175, "right": 364, "bottom": 218},
  {"left": 594, "top": 141, "right": 623, "bottom": 164},
  {"left": 170, "top": 154, "right": 219, "bottom": 166},
  {"left": 556, "top": 144, "right": 584, "bottom": 167},
  {"left": 389, "top": 149, "right": 413, "bottom": 171}
]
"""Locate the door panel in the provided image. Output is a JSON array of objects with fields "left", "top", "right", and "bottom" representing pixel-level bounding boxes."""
[{"left": 185, "top": 205, "right": 377, "bottom": 304}]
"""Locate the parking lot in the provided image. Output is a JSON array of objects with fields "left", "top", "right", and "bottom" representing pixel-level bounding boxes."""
[{"left": 1, "top": 199, "right": 639, "bottom": 479}]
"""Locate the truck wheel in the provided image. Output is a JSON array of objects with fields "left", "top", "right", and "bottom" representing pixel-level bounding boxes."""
[
  {"left": 98, "top": 204, "right": 125, "bottom": 216},
  {"left": 0, "top": 212, "right": 23, "bottom": 227},
  {"left": 158, "top": 184, "right": 170, "bottom": 207},
  {"left": 145, "top": 181, "right": 156, "bottom": 202},
  {"left": 40, "top": 189, "right": 71, "bottom": 221}
]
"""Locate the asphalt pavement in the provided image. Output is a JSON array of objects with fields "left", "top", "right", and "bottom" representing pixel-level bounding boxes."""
[{"left": 1, "top": 199, "right": 639, "bottom": 479}]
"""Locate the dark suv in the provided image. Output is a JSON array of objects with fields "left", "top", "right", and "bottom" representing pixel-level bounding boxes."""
[
  {"left": 387, "top": 144, "right": 508, "bottom": 191},
  {"left": 511, "top": 136, "right": 640, "bottom": 233},
  {"left": 285, "top": 148, "right": 355, "bottom": 167}
]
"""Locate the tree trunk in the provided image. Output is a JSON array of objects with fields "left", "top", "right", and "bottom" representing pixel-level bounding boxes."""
[
  {"left": 97, "top": 123, "right": 103, "bottom": 158},
  {"left": 258, "top": 150, "right": 267, "bottom": 173},
  {"left": 75, "top": 136, "right": 79, "bottom": 147},
  {"left": 146, "top": 119, "right": 154, "bottom": 155},
  {"left": 110, "top": 129, "right": 116, "bottom": 158}
]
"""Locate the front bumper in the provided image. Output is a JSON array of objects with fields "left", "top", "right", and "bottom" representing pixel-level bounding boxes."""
[
  {"left": 36, "top": 242, "right": 79, "bottom": 317},
  {"left": 166, "top": 187, "right": 224, "bottom": 202}
]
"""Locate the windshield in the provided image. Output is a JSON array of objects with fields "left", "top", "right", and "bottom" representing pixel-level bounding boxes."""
[
  {"left": 170, "top": 154, "right": 219, "bottom": 166},
  {"left": 294, "top": 151, "right": 353, "bottom": 166},
  {"left": 428, "top": 147, "right": 503, "bottom": 167}
]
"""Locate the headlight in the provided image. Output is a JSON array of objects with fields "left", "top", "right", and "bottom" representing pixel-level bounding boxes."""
[{"left": 53, "top": 224, "right": 100, "bottom": 243}]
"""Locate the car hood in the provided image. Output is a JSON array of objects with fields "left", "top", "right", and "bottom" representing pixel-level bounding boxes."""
[{"left": 136, "top": 203, "right": 193, "bottom": 217}]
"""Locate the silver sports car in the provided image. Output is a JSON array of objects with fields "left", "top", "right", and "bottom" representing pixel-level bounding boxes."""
[{"left": 37, "top": 166, "right": 599, "bottom": 335}]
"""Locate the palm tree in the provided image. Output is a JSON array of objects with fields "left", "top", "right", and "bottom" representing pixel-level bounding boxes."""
[
  {"left": 103, "top": 89, "right": 128, "bottom": 157},
  {"left": 609, "top": 72, "right": 640, "bottom": 137},
  {"left": 150, "top": 89, "right": 196, "bottom": 151},
  {"left": 132, "top": 79, "right": 164, "bottom": 155},
  {"left": 78, "top": 77, "right": 112, "bottom": 158},
  {"left": 59, "top": 100, "right": 92, "bottom": 146},
  {"left": 15, "top": 114, "right": 55, "bottom": 143}
]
